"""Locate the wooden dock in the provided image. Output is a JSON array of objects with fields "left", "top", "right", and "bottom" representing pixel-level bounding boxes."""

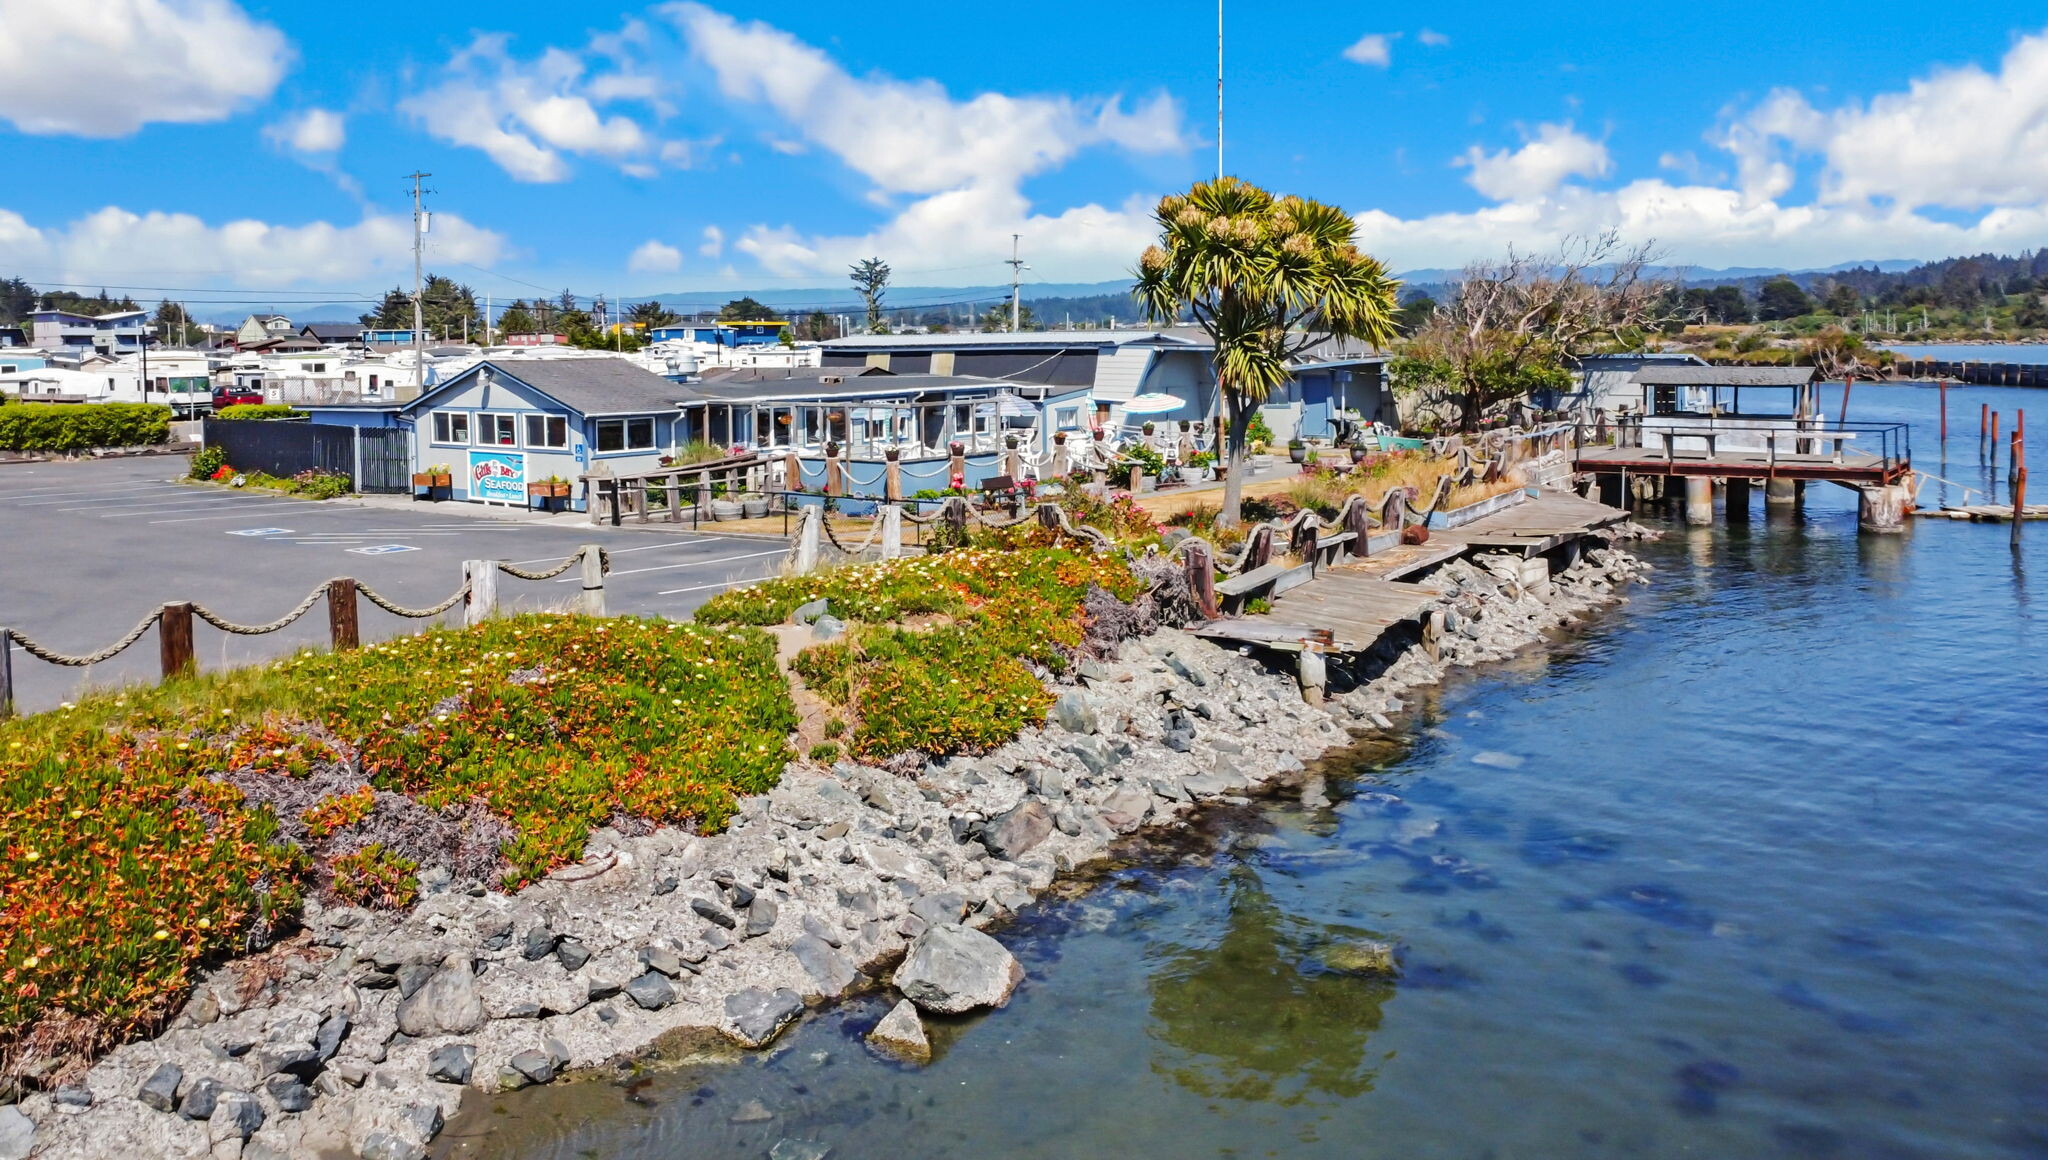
[
  {"left": 1192, "top": 488, "right": 1629, "bottom": 658},
  {"left": 1916, "top": 504, "right": 2048, "bottom": 522},
  {"left": 1574, "top": 443, "right": 1901, "bottom": 484}
]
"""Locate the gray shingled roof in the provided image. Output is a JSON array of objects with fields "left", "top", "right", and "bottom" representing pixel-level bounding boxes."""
[
  {"left": 1632, "top": 365, "right": 1816, "bottom": 387},
  {"left": 688, "top": 370, "right": 1019, "bottom": 403},
  {"left": 484, "top": 358, "right": 695, "bottom": 416}
]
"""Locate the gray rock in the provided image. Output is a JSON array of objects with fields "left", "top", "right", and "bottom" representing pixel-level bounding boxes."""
[
  {"left": 426, "top": 1043, "right": 476, "bottom": 1084},
  {"left": 395, "top": 958, "right": 486, "bottom": 1037},
  {"left": 810, "top": 615, "right": 847, "bottom": 642},
  {"left": 1076, "top": 658, "right": 1113, "bottom": 684},
  {"left": 555, "top": 938, "right": 591, "bottom": 971},
  {"left": 866, "top": 999, "right": 931, "bottom": 1065},
  {"left": 1028, "top": 764, "right": 1070, "bottom": 797},
  {"left": 639, "top": 945, "right": 683, "bottom": 978},
  {"left": 587, "top": 978, "right": 622, "bottom": 1001},
  {"left": 691, "top": 897, "right": 738, "bottom": 929},
  {"left": 769, "top": 1140, "right": 832, "bottom": 1160},
  {"left": 979, "top": 801, "right": 1052, "bottom": 861},
  {"left": 258, "top": 1043, "right": 321, "bottom": 1081},
  {"left": 745, "top": 896, "right": 780, "bottom": 939},
  {"left": 315, "top": 1011, "right": 351, "bottom": 1060},
  {"left": 264, "top": 1075, "right": 315, "bottom": 1113},
  {"left": 624, "top": 972, "right": 676, "bottom": 1011},
  {"left": 790, "top": 935, "right": 859, "bottom": 997},
  {"left": 703, "top": 926, "right": 733, "bottom": 951},
  {"left": 214, "top": 1090, "right": 264, "bottom": 1138},
  {"left": 1321, "top": 939, "right": 1399, "bottom": 977},
  {"left": 800, "top": 914, "right": 842, "bottom": 948},
  {"left": 138, "top": 1061, "right": 184, "bottom": 1112},
  {"left": 404, "top": 1101, "right": 445, "bottom": 1144},
  {"left": 1099, "top": 786, "right": 1152, "bottom": 830},
  {"left": 50, "top": 1087, "right": 91, "bottom": 1114},
  {"left": 1050, "top": 691, "right": 1099, "bottom": 734},
  {"left": 360, "top": 1131, "right": 427, "bottom": 1160},
  {"left": 892, "top": 924, "right": 1024, "bottom": 1014},
  {"left": 0, "top": 1107, "right": 33, "bottom": 1160},
  {"left": 792, "top": 597, "right": 829, "bottom": 624},
  {"left": 730, "top": 1098, "right": 774, "bottom": 1124},
  {"left": 179, "top": 1077, "right": 222, "bottom": 1120},
  {"left": 521, "top": 926, "right": 559, "bottom": 961},
  {"left": 725, "top": 987, "right": 804, "bottom": 1047},
  {"left": 1163, "top": 654, "right": 1209, "bottom": 686},
  {"left": 417, "top": 865, "right": 453, "bottom": 894},
  {"left": 508, "top": 1050, "right": 556, "bottom": 1086},
  {"left": 653, "top": 875, "right": 679, "bottom": 896},
  {"left": 395, "top": 963, "right": 435, "bottom": 1000},
  {"left": 909, "top": 892, "right": 969, "bottom": 926},
  {"left": 478, "top": 917, "right": 514, "bottom": 951}
]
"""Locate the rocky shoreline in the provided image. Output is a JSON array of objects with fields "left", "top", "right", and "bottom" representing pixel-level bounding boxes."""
[{"left": 5, "top": 537, "right": 1650, "bottom": 1160}]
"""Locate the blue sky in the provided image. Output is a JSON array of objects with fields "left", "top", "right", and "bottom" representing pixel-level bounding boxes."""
[{"left": 5, "top": 0, "right": 2048, "bottom": 312}]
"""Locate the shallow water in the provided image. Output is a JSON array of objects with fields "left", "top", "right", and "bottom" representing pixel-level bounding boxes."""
[{"left": 441, "top": 384, "right": 2048, "bottom": 1160}]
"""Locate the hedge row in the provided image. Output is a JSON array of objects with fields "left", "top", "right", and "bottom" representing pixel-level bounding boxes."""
[
  {"left": 0, "top": 402, "right": 171, "bottom": 452},
  {"left": 212, "top": 404, "right": 305, "bottom": 421}
]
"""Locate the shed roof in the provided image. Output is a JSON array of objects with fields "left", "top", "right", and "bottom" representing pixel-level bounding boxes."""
[
  {"left": 819, "top": 329, "right": 1203, "bottom": 350},
  {"left": 299, "top": 323, "right": 361, "bottom": 342},
  {"left": 1632, "top": 365, "right": 1816, "bottom": 387},
  {"left": 408, "top": 358, "right": 693, "bottom": 417},
  {"left": 688, "top": 369, "right": 1023, "bottom": 403}
]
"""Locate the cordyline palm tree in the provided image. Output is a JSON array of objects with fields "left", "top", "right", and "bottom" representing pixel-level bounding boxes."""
[{"left": 1135, "top": 177, "right": 1400, "bottom": 527}]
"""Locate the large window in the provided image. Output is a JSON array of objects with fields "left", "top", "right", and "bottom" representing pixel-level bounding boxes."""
[
  {"left": 594, "top": 417, "right": 656, "bottom": 452},
  {"left": 432, "top": 412, "right": 470, "bottom": 444},
  {"left": 477, "top": 412, "right": 518, "bottom": 446},
  {"left": 524, "top": 413, "right": 569, "bottom": 448}
]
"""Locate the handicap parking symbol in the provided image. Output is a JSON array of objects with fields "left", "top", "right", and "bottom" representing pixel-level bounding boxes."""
[
  {"left": 226, "top": 527, "right": 293, "bottom": 536},
  {"left": 347, "top": 544, "right": 419, "bottom": 555}
]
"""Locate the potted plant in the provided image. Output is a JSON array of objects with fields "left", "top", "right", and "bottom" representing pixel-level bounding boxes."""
[
  {"left": 412, "top": 463, "right": 451, "bottom": 498},
  {"left": 707, "top": 482, "right": 744, "bottom": 521},
  {"left": 526, "top": 474, "right": 571, "bottom": 499},
  {"left": 1350, "top": 445, "right": 1369, "bottom": 464},
  {"left": 741, "top": 491, "right": 771, "bottom": 518},
  {"left": 1288, "top": 438, "right": 1308, "bottom": 464},
  {"left": 1141, "top": 420, "right": 1156, "bottom": 436}
]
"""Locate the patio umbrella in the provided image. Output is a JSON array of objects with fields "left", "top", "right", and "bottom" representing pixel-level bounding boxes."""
[
  {"left": 1120, "top": 392, "right": 1184, "bottom": 415},
  {"left": 978, "top": 391, "right": 1037, "bottom": 418}
]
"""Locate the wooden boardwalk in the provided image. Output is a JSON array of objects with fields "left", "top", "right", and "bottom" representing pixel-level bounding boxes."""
[
  {"left": 1193, "top": 488, "right": 1629, "bottom": 655},
  {"left": 1575, "top": 444, "right": 1901, "bottom": 484}
]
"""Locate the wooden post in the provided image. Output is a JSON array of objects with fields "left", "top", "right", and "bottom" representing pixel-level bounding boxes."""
[
  {"left": 1126, "top": 464, "right": 1142, "bottom": 493},
  {"left": 1939, "top": 379, "right": 1947, "bottom": 443},
  {"left": 665, "top": 476, "right": 681, "bottom": 524},
  {"left": 1003, "top": 437, "right": 1022, "bottom": 481},
  {"left": 159, "top": 602, "right": 195, "bottom": 680},
  {"left": 783, "top": 449, "right": 802, "bottom": 496},
  {"left": 824, "top": 443, "right": 843, "bottom": 496},
  {"left": 634, "top": 481, "right": 649, "bottom": 524},
  {"left": 1248, "top": 525, "right": 1274, "bottom": 569},
  {"left": 1838, "top": 374, "right": 1853, "bottom": 427},
  {"left": 1684, "top": 476, "right": 1714, "bottom": 526},
  {"left": 464, "top": 560, "right": 499, "bottom": 626},
  {"left": 326, "top": 578, "right": 359, "bottom": 650},
  {"left": 884, "top": 449, "right": 902, "bottom": 502},
  {"left": 2013, "top": 432, "right": 2028, "bottom": 548},
  {"left": 0, "top": 628, "right": 14, "bottom": 719},
  {"left": 944, "top": 495, "right": 968, "bottom": 543},
  {"left": 948, "top": 447, "right": 967, "bottom": 488},
  {"left": 1858, "top": 483, "right": 1908, "bottom": 534},
  {"left": 579, "top": 545, "right": 607, "bottom": 616},
  {"left": 792, "top": 505, "right": 821, "bottom": 574},
  {"left": 1185, "top": 541, "right": 1219, "bottom": 620},
  {"left": 1982, "top": 402, "right": 1991, "bottom": 460},
  {"left": 1050, "top": 433, "right": 1070, "bottom": 479},
  {"left": 1992, "top": 411, "right": 2000, "bottom": 464},
  {"left": 1725, "top": 476, "right": 1751, "bottom": 520},
  {"left": 1345, "top": 497, "right": 1372, "bottom": 558}
]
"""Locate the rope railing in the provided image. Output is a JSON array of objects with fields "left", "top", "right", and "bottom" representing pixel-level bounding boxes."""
[{"left": 0, "top": 544, "right": 614, "bottom": 718}]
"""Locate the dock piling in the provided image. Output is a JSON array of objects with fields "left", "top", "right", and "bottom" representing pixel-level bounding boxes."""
[{"left": 1684, "top": 476, "right": 1714, "bottom": 525}]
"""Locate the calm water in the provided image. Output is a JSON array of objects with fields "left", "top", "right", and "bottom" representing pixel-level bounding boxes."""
[
  {"left": 442, "top": 384, "right": 2048, "bottom": 1160},
  {"left": 1884, "top": 342, "right": 2048, "bottom": 364}
]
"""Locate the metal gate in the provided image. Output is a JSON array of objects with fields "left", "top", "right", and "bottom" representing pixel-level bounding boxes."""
[{"left": 355, "top": 428, "right": 410, "bottom": 494}]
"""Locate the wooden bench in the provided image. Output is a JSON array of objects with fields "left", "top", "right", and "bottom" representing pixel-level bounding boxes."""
[
  {"left": 977, "top": 474, "right": 1018, "bottom": 512},
  {"left": 1215, "top": 562, "right": 1290, "bottom": 612}
]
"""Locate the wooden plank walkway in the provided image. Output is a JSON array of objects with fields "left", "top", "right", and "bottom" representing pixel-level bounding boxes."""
[
  {"left": 1916, "top": 504, "right": 2048, "bottom": 522},
  {"left": 1575, "top": 444, "right": 1901, "bottom": 484}
]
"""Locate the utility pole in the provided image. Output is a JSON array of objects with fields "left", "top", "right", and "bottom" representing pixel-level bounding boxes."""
[
  {"left": 1217, "top": 0, "right": 1224, "bottom": 179},
  {"left": 405, "top": 171, "right": 432, "bottom": 392},
  {"left": 1007, "top": 234, "right": 1029, "bottom": 332}
]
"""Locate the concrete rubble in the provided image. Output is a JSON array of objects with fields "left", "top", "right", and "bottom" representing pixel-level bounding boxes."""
[{"left": 15, "top": 538, "right": 1646, "bottom": 1160}]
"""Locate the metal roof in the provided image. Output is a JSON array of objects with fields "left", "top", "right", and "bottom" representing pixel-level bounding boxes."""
[
  {"left": 411, "top": 358, "right": 694, "bottom": 417},
  {"left": 1632, "top": 365, "right": 1816, "bottom": 387},
  {"left": 819, "top": 329, "right": 1203, "bottom": 350},
  {"left": 686, "top": 370, "right": 1027, "bottom": 404}
]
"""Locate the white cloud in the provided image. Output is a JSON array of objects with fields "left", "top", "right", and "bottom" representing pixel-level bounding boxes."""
[
  {"left": 627, "top": 239, "right": 683, "bottom": 274},
  {"left": 0, "top": 205, "right": 505, "bottom": 287},
  {"left": 1418, "top": 29, "right": 1451, "bottom": 48},
  {"left": 699, "top": 225, "right": 725, "bottom": 258},
  {"left": 0, "top": 0, "right": 290, "bottom": 137},
  {"left": 1457, "top": 122, "right": 1611, "bottom": 200},
  {"left": 1343, "top": 33, "right": 1397, "bottom": 68},
  {"left": 264, "top": 108, "right": 345, "bottom": 155},
  {"left": 664, "top": 2, "right": 1185, "bottom": 199},
  {"left": 400, "top": 27, "right": 680, "bottom": 183}
]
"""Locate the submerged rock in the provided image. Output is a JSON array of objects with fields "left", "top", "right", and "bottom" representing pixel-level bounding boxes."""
[
  {"left": 1320, "top": 939, "right": 1400, "bottom": 977},
  {"left": 726, "top": 987, "right": 804, "bottom": 1047},
  {"left": 893, "top": 924, "right": 1023, "bottom": 1014},
  {"left": 866, "top": 999, "right": 932, "bottom": 1065}
]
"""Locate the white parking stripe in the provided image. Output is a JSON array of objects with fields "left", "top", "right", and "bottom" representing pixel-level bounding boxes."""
[
  {"left": 656, "top": 576, "right": 772, "bottom": 597},
  {"left": 103, "top": 501, "right": 292, "bottom": 518},
  {"left": 64, "top": 496, "right": 248, "bottom": 513},
  {"left": 4, "top": 482, "right": 180, "bottom": 501},
  {"left": 148, "top": 505, "right": 312, "bottom": 524},
  {"left": 505, "top": 539, "right": 714, "bottom": 567},
  {"left": 13, "top": 487, "right": 189, "bottom": 506},
  {"left": 553, "top": 548, "right": 786, "bottom": 581}
]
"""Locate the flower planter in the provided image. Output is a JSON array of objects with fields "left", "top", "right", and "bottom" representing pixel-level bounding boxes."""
[
  {"left": 1431, "top": 486, "right": 1533, "bottom": 529},
  {"left": 709, "top": 498, "right": 745, "bottom": 521},
  {"left": 412, "top": 473, "right": 451, "bottom": 488},
  {"left": 1211, "top": 464, "right": 1229, "bottom": 481},
  {"left": 1287, "top": 445, "right": 1307, "bottom": 464},
  {"left": 741, "top": 497, "right": 771, "bottom": 519},
  {"left": 1251, "top": 454, "right": 1274, "bottom": 472},
  {"left": 526, "top": 482, "right": 570, "bottom": 499},
  {"left": 1349, "top": 447, "right": 1368, "bottom": 464}
]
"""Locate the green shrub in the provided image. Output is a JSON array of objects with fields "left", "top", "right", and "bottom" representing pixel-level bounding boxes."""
[
  {"left": 0, "top": 402, "right": 170, "bottom": 452},
  {"left": 329, "top": 844, "right": 418, "bottom": 910},
  {"left": 189, "top": 445, "right": 226, "bottom": 480},
  {"left": 807, "top": 741, "right": 841, "bottom": 763},
  {"left": 212, "top": 404, "right": 306, "bottom": 421}
]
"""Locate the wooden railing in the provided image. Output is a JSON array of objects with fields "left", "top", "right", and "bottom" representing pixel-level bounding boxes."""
[{"left": 584, "top": 453, "right": 765, "bottom": 527}]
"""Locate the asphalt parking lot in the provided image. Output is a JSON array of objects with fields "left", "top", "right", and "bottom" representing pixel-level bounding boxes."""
[{"left": 0, "top": 456, "right": 791, "bottom": 712}]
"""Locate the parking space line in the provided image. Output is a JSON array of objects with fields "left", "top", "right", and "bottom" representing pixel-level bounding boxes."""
[
  {"left": 553, "top": 548, "right": 786, "bottom": 581},
  {"left": 656, "top": 576, "right": 773, "bottom": 597},
  {"left": 505, "top": 539, "right": 714, "bottom": 567},
  {"left": 4, "top": 482, "right": 182, "bottom": 501},
  {"left": 65, "top": 497, "right": 249, "bottom": 513},
  {"left": 13, "top": 487, "right": 190, "bottom": 506},
  {"left": 108, "top": 502, "right": 299, "bottom": 518},
  {"left": 149, "top": 506, "right": 313, "bottom": 524}
]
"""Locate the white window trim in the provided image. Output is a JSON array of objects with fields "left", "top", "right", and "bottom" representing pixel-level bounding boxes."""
[
  {"left": 431, "top": 411, "right": 472, "bottom": 446},
  {"left": 524, "top": 413, "right": 569, "bottom": 449},
  {"left": 592, "top": 416, "right": 658, "bottom": 454},
  {"left": 475, "top": 411, "right": 520, "bottom": 448}
]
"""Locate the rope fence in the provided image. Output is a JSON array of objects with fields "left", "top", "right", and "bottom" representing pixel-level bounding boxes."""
[{"left": 0, "top": 545, "right": 611, "bottom": 718}]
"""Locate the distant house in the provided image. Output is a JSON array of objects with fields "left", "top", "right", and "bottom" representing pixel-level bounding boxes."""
[
  {"left": 1552, "top": 353, "right": 1711, "bottom": 417},
  {"left": 29, "top": 308, "right": 151, "bottom": 355},
  {"left": 361, "top": 328, "right": 416, "bottom": 346},
  {"left": 647, "top": 321, "right": 790, "bottom": 347},
  {"left": 299, "top": 322, "right": 362, "bottom": 346},
  {"left": 235, "top": 314, "right": 295, "bottom": 347},
  {"left": 0, "top": 326, "right": 25, "bottom": 347}
]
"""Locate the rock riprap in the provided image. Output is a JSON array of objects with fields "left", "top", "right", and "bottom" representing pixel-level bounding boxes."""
[{"left": 893, "top": 924, "right": 1024, "bottom": 1014}]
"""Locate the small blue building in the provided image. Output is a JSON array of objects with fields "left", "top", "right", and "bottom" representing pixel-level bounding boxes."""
[
  {"left": 304, "top": 358, "right": 696, "bottom": 508},
  {"left": 361, "top": 328, "right": 416, "bottom": 346},
  {"left": 647, "top": 321, "right": 791, "bottom": 347}
]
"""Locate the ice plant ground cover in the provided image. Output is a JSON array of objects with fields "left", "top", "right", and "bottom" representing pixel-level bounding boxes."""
[
  {"left": 0, "top": 615, "right": 792, "bottom": 1072},
  {"left": 696, "top": 547, "right": 1144, "bottom": 760}
]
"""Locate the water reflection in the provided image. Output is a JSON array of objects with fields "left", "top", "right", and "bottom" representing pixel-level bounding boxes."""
[{"left": 1147, "top": 862, "right": 1393, "bottom": 1104}]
